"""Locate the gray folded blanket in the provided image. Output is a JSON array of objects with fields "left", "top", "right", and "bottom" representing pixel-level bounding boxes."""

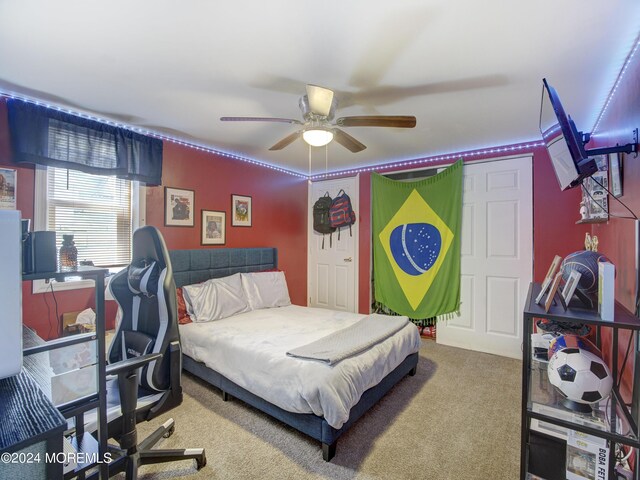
[{"left": 286, "top": 314, "right": 409, "bottom": 365}]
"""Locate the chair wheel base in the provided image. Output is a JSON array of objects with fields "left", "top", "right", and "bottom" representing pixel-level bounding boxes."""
[{"left": 196, "top": 454, "right": 207, "bottom": 470}]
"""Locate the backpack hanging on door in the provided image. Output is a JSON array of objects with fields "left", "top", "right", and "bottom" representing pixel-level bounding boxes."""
[
  {"left": 329, "top": 189, "right": 356, "bottom": 240},
  {"left": 313, "top": 192, "right": 336, "bottom": 249}
]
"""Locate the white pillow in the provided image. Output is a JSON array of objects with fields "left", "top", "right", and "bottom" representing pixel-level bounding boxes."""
[
  {"left": 182, "top": 273, "right": 250, "bottom": 322},
  {"left": 241, "top": 271, "right": 291, "bottom": 310}
]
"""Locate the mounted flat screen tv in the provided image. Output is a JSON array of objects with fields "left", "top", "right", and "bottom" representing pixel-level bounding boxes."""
[{"left": 539, "top": 78, "right": 598, "bottom": 190}]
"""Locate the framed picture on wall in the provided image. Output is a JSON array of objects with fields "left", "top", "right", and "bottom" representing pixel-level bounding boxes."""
[
  {"left": 201, "top": 210, "right": 226, "bottom": 245},
  {"left": 0, "top": 167, "right": 17, "bottom": 210},
  {"left": 165, "top": 187, "right": 195, "bottom": 227},
  {"left": 231, "top": 194, "right": 252, "bottom": 227},
  {"left": 609, "top": 152, "right": 623, "bottom": 198}
]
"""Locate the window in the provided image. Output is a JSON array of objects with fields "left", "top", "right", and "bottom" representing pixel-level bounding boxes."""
[
  {"left": 33, "top": 166, "right": 145, "bottom": 293},
  {"left": 47, "top": 167, "right": 133, "bottom": 266}
]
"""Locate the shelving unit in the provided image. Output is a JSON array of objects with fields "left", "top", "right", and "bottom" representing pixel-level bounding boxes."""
[
  {"left": 22, "top": 266, "right": 109, "bottom": 480},
  {"left": 521, "top": 281, "right": 640, "bottom": 480}
]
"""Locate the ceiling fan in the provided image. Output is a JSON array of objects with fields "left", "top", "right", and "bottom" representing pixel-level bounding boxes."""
[{"left": 220, "top": 84, "right": 416, "bottom": 153}]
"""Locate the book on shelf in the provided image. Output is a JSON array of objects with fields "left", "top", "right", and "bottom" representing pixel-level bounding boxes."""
[
  {"left": 598, "top": 261, "right": 615, "bottom": 322},
  {"left": 566, "top": 429, "right": 609, "bottom": 480},
  {"left": 62, "top": 436, "right": 78, "bottom": 474},
  {"left": 530, "top": 401, "right": 609, "bottom": 441}
]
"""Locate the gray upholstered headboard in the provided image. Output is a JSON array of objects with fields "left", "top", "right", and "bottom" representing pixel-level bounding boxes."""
[{"left": 169, "top": 248, "right": 278, "bottom": 288}]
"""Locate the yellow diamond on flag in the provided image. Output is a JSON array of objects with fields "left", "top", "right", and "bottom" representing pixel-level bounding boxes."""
[{"left": 378, "top": 189, "right": 454, "bottom": 311}]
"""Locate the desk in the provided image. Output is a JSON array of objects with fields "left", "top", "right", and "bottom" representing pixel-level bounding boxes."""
[
  {"left": 0, "top": 370, "right": 66, "bottom": 479},
  {"left": 22, "top": 266, "right": 109, "bottom": 480}
]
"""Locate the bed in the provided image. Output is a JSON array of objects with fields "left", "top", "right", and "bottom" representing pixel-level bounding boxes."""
[{"left": 169, "top": 247, "right": 421, "bottom": 461}]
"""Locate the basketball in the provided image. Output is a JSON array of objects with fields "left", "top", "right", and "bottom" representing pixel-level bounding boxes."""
[{"left": 560, "top": 250, "right": 609, "bottom": 303}]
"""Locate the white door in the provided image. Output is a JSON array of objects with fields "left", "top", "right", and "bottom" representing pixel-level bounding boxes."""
[
  {"left": 308, "top": 176, "right": 359, "bottom": 312},
  {"left": 437, "top": 156, "right": 533, "bottom": 359}
]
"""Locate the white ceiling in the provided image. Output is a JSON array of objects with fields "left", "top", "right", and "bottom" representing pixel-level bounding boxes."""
[{"left": 1, "top": 1, "right": 639, "bottom": 175}]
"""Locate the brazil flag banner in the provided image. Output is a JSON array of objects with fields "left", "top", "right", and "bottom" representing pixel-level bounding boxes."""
[{"left": 372, "top": 160, "right": 463, "bottom": 319}]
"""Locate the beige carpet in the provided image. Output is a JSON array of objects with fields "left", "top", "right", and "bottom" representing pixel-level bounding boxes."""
[{"left": 124, "top": 340, "right": 522, "bottom": 480}]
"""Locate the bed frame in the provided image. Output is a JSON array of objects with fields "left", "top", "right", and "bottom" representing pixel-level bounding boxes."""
[{"left": 169, "top": 247, "right": 419, "bottom": 461}]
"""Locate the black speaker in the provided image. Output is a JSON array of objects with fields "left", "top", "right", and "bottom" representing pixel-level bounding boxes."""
[{"left": 24, "top": 231, "right": 57, "bottom": 274}]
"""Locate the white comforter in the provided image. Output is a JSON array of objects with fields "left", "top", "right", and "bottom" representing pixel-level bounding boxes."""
[{"left": 179, "top": 305, "right": 421, "bottom": 429}]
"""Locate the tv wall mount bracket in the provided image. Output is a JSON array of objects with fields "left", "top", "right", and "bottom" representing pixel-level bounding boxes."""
[{"left": 580, "top": 128, "right": 639, "bottom": 158}]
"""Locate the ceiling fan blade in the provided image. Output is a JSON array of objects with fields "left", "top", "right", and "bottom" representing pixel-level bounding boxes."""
[
  {"left": 336, "top": 115, "right": 416, "bottom": 128},
  {"left": 306, "top": 84, "right": 334, "bottom": 117},
  {"left": 269, "top": 131, "right": 301, "bottom": 151},
  {"left": 333, "top": 129, "right": 366, "bottom": 153},
  {"left": 220, "top": 116, "right": 302, "bottom": 125}
]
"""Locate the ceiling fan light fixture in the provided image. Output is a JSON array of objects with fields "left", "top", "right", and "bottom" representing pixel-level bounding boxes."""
[{"left": 303, "top": 128, "right": 334, "bottom": 147}]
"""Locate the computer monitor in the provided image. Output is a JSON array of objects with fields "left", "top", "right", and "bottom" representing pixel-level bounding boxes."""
[{"left": 0, "top": 210, "right": 23, "bottom": 379}]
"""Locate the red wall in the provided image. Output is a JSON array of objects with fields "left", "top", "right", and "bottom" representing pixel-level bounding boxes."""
[
  {"left": 147, "top": 141, "right": 308, "bottom": 305},
  {"left": 6, "top": 54, "right": 635, "bottom": 345},
  {"left": 0, "top": 99, "right": 114, "bottom": 339},
  {"left": 0, "top": 99, "right": 308, "bottom": 339},
  {"left": 354, "top": 144, "right": 589, "bottom": 315},
  {"left": 586, "top": 47, "right": 640, "bottom": 402}
]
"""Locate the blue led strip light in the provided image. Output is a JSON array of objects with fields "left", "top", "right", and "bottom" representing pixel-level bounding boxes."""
[
  {"left": 0, "top": 93, "right": 308, "bottom": 179},
  {"left": 309, "top": 141, "right": 545, "bottom": 180},
  {"left": 591, "top": 35, "right": 640, "bottom": 135}
]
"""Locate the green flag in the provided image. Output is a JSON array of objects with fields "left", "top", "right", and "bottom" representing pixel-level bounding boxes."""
[{"left": 372, "top": 160, "right": 463, "bottom": 318}]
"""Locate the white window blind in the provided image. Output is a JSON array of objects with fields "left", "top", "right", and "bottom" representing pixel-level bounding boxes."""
[{"left": 47, "top": 167, "right": 132, "bottom": 267}]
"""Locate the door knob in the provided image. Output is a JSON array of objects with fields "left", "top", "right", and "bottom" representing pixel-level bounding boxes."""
[{"left": 344, "top": 257, "right": 352, "bottom": 262}]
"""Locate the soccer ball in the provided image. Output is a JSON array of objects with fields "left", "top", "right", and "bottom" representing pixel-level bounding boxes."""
[{"left": 547, "top": 346, "right": 613, "bottom": 409}]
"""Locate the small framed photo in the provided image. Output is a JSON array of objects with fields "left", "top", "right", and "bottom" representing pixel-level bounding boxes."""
[
  {"left": 535, "top": 255, "right": 562, "bottom": 304},
  {"left": 201, "top": 210, "right": 226, "bottom": 245},
  {"left": 562, "top": 270, "right": 582, "bottom": 305},
  {"left": 544, "top": 272, "right": 563, "bottom": 313},
  {"left": 608, "top": 152, "right": 622, "bottom": 198},
  {"left": 231, "top": 194, "right": 252, "bottom": 227},
  {"left": 165, "top": 187, "right": 195, "bottom": 227},
  {"left": 0, "top": 167, "right": 17, "bottom": 210}
]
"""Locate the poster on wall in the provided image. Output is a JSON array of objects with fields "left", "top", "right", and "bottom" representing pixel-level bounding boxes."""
[
  {"left": 201, "top": 210, "right": 226, "bottom": 245},
  {"left": 231, "top": 194, "right": 252, "bottom": 227},
  {"left": 0, "top": 167, "right": 17, "bottom": 210},
  {"left": 164, "top": 187, "right": 195, "bottom": 227}
]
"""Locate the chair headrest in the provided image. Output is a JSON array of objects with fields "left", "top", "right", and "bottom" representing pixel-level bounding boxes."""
[{"left": 128, "top": 259, "right": 159, "bottom": 297}]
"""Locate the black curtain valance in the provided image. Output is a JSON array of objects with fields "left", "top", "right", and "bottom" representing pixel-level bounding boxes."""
[{"left": 7, "top": 99, "right": 163, "bottom": 185}]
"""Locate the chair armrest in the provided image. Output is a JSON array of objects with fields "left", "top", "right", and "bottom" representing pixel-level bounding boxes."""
[{"left": 106, "top": 352, "right": 163, "bottom": 377}]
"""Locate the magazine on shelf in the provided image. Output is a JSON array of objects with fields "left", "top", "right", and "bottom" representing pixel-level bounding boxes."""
[
  {"left": 566, "top": 429, "right": 609, "bottom": 480},
  {"left": 530, "top": 402, "right": 608, "bottom": 441}
]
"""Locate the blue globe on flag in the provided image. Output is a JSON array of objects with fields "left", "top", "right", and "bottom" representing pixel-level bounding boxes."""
[{"left": 389, "top": 223, "right": 442, "bottom": 276}]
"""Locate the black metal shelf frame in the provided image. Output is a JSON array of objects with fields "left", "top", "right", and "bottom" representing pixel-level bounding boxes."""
[
  {"left": 521, "top": 282, "right": 640, "bottom": 480},
  {"left": 22, "top": 266, "right": 109, "bottom": 480}
]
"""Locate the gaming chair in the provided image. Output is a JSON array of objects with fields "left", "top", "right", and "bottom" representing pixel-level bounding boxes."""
[{"left": 102, "top": 226, "right": 206, "bottom": 478}]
